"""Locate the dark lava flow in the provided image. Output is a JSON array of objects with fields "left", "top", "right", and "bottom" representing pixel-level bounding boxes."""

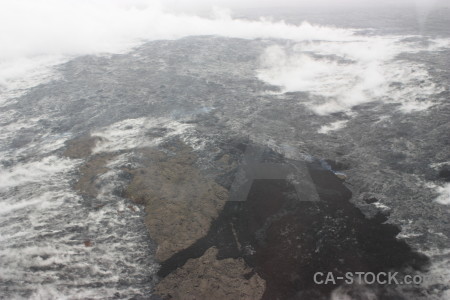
[{"left": 157, "top": 144, "right": 429, "bottom": 300}]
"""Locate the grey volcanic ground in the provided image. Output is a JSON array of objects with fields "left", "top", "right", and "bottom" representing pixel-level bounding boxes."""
[{"left": 0, "top": 7, "right": 449, "bottom": 300}]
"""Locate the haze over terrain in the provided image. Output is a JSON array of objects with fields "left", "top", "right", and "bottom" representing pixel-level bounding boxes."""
[{"left": 0, "top": 0, "right": 449, "bottom": 299}]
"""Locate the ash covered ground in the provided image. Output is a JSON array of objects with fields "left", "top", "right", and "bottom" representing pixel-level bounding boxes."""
[{"left": 0, "top": 5, "right": 450, "bottom": 300}]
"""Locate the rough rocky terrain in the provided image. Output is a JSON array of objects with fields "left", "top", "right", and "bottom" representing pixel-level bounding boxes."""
[
  {"left": 154, "top": 247, "right": 266, "bottom": 300},
  {"left": 6, "top": 34, "right": 445, "bottom": 299},
  {"left": 64, "top": 135, "right": 430, "bottom": 299}
]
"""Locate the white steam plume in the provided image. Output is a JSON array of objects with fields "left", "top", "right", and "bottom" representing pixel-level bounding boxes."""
[{"left": 0, "top": 0, "right": 356, "bottom": 93}]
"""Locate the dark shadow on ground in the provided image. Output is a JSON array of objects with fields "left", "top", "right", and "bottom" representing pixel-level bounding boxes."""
[{"left": 157, "top": 145, "right": 429, "bottom": 300}]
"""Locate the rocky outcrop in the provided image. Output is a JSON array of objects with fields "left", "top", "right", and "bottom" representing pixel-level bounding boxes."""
[
  {"left": 64, "top": 135, "right": 429, "bottom": 300},
  {"left": 73, "top": 153, "right": 118, "bottom": 199},
  {"left": 63, "top": 134, "right": 118, "bottom": 199},
  {"left": 63, "top": 135, "right": 104, "bottom": 159},
  {"left": 153, "top": 144, "right": 429, "bottom": 300},
  {"left": 154, "top": 247, "right": 265, "bottom": 300},
  {"left": 123, "top": 142, "right": 229, "bottom": 261}
]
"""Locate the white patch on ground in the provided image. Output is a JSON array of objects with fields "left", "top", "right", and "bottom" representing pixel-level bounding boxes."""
[
  {"left": 420, "top": 247, "right": 450, "bottom": 300},
  {"left": 425, "top": 182, "right": 450, "bottom": 205},
  {"left": 330, "top": 283, "right": 378, "bottom": 300},
  {"left": 91, "top": 117, "right": 193, "bottom": 153},
  {"left": 435, "top": 183, "right": 450, "bottom": 205},
  {"left": 318, "top": 120, "right": 348, "bottom": 134},
  {"left": 0, "top": 152, "right": 157, "bottom": 298},
  {"left": 0, "top": 116, "right": 41, "bottom": 144},
  {"left": 430, "top": 162, "right": 450, "bottom": 169},
  {"left": 397, "top": 232, "right": 424, "bottom": 239},
  {"left": 397, "top": 219, "right": 424, "bottom": 239},
  {"left": 395, "top": 216, "right": 450, "bottom": 299},
  {"left": 373, "top": 201, "right": 390, "bottom": 210},
  {"left": 257, "top": 37, "right": 450, "bottom": 115},
  {"left": 0, "top": 55, "right": 65, "bottom": 106},
  {"left": 0, "top": 110, "right": 71, "bottom": 162},
  {"left": 0, "top": 156, "right": 76, "bottom": 191}
]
